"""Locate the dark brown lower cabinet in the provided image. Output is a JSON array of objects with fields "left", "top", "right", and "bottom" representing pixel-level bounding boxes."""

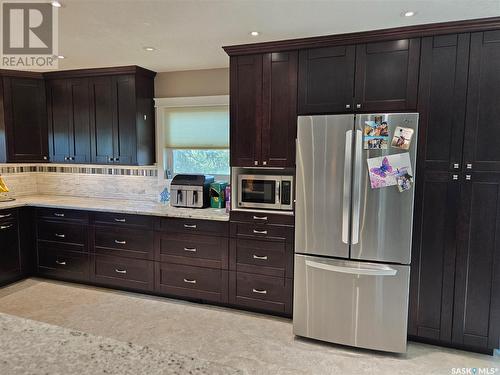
[
  {"left": 410, "top": 171, "right": 500, "bottom": 353},
  {"left": 155, "top": 262, "right": 228, "bottom": 303},
  {"left": 229, "top": 271, "right": 292, "bottom": 315},
  {"left": 92, "top": 254, "right": 154, "bottom": 292},
  {"left": 0, "top": 210, "right": 21, "bottom": 286},
  {"left": 37, "top": 245, "right": 90, "bottom": 282}
]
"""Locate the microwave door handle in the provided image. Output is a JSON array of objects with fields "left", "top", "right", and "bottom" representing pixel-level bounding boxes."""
[{"left": 276, "top": 181, "right": 281, "bottom": 205}]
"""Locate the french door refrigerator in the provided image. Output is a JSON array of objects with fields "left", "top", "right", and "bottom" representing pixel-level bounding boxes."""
[{"left": 293, "top": 113, "right": 418, "bottom": 353}]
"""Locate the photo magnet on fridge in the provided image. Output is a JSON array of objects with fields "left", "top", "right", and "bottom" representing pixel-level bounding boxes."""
[
  {"left": 391, "top": 126, "right": 414, "bottom": 150},
  {"left": 363, "top": 118, "right": 389, "bottom": 150},
  {"left": 394, "top": 167, "right": 414, "bottom": 192},
  {"left": 367, "top": 153, "right": 413, "bottom": 189}
]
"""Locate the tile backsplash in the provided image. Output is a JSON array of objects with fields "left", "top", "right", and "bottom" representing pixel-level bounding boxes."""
[{"left": 1, "top": 164, "right": 164, "bottom": 201}]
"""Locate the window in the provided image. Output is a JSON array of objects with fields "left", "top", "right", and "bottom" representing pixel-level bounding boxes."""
[{"left": 163, "top": 105, "right": 229, "bottom": 177}]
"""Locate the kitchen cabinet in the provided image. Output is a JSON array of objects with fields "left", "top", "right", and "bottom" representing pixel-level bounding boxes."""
[
  {"left": 297, "top": 39, "right": 420, "bottom": 114},
  {"left": 463, "top": 31, "right": 500, "bottom": 172},
  {"left": 0, "top": 209, "right": 21, "bottom": 286},
  {"left": 44, "top": 66, "right": 156, "bottom": 166},
  {"left": 0, "top": 73, "right": 48, "bottom": 162},
  {"left": 452, "top": 172, "right": 500, "bottom": 351},
  {"left": 410, "top": 32, "right": 500, "bottom": 354},
  {"left": 229, "top": 211, "right": 294, "bottom": 316},
  {"left": 230, "top": 51, "right": 297, "bottom": 168},
  {"left": 417, "top": 34, "right": 470, "bottom": 171},
  {"left": 46, "top": 78, "right": 91, "bottom": 163}
]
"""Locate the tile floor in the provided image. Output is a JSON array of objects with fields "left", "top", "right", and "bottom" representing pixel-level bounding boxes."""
[{"left": 0, "top": 278, "right": 498, "bottom": 374}]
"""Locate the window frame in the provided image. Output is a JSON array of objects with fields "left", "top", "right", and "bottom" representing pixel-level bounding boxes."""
[
  {"left": 164, "top": 148, "right": 230, "bottom": 181},
  {"left": 154, "top": 95, "right": 230, "bottom": 181}
]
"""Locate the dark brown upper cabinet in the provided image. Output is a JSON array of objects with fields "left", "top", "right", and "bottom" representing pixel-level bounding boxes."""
[
  {"left": 46, "top": 78, "right": 91, "bottom": 163},
  {"left": 452, "top": 172, "right": 500, "bottom": 351},
  {"left": 297, "top": 38, "right": 420, "bottom": 114},
  {"left": 0, "top": 73, "right": 48, "bottom": 163},
  {"left": 417, "top": 34, "right": 470, "bottom": 172},
  {"left": 230, "top": 52, "right": 297, "bottom": 168},
  {"left": 44, "top": 66, "right": 156, "bottom": 166},
  {"left": 298, "top": 46, "right": 355, "bottom": 114},
  {"left": 463, "top": 31, "right": 500, "bottom": 172}
]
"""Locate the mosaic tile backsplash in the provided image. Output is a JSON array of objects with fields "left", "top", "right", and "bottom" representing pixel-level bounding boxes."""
[{"left": 0, "top": 164, "right": 163, "bottom": 201}]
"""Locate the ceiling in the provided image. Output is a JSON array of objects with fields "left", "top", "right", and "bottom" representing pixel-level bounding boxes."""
[{"left": 56, "top": 0, "right": 500, "bottom": 73}]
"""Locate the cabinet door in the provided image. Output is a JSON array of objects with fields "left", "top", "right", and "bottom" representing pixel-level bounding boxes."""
[
  {"left": 408, "top": 171, "right": 460, "bottom": 342},
  {"left": 89, "top": 77, "right": 115, "bottom": 164},
  {"left": 0, "top": 220, "right": 21, "bottom": 285},
  {"left": 112, "top": 75, "right": 136, "bottom": 165},
  {"left": 417, "top": 34, "right": 470, "bottom": 171},
  {"left": 3, "top": 77, "right": 48, "bottom": 162},
  {"left": 47, "top": 79, "right": 71, "bottom": 163},
  {"left": 452, "top": 172, "right": 500, "bottom": 351},
  {"left": 297, "top": 45, "right": 355, "bottom": 114},
  {"left": 261, "top": 51, "right": 298, "bottom": 168},
  {"left": 230, "top": 54, "right": 262, "bottom": 167},
  {"left": 463, "top": 31, "right": 500, "bottom": 172},
  {"left": 69, "top": 78, "right": 91, "bottom": 163},
  {"left": 354, "top": 39, "right": 420, "bottom": 112}
]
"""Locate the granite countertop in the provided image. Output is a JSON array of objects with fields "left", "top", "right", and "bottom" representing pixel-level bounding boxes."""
[{"left": 0, "top": 195, "right": 229, "bottom": 221}]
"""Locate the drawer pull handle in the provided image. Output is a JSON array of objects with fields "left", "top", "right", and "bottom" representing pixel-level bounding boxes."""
[
  {"left": 55, "top": 260, "right": 66, "bottom": 266},
  {"left": 54, "top": 213, "right": 65, "bottom": 217},
  {"left": 252, "top": 288, "right": 267, "bottom": 295},
  {"left": 0, "top": 224, "right": 13, "bottom": 230},
  {"left": 115, "top": 269, "right": 127, "bottom": 274},
  {"left": 114, "top": 240, "right": 127, "bottom": 245},
  {"left": 0, "top": 213, "right": 12, "bottom": 219},
  {"left": 184, "top": 247, "right": 197, "bottom": 252},
  {"left": 253, "top": 254, "right": 268, "bottom": 260},
  {"left": 184, "top": 224, "right": 197, "bottom": 229},
  {"left": 253, "top": 229, "right": 268, "bottom": 235},
  {"left": 55, "top": 233, "right": 66, "bottom": 238},
  {"left": 253, "top": 216, "right": 268, "bottom": 221},
  {"left": 114, "top": 218, "right": 126, "bottom": 223},
  {"left": 183, "top": 278, "right": 197, "bottom": 284}
]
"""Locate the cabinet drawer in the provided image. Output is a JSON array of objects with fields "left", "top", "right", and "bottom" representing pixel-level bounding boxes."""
[
  {"left": 155, "top": 262, "right": 228, "bottom": 303},
  {"left": 92, "top": 255, "right": 154, "bottom": 292},
  {"left": 156, "top": 233, "right": 228, "bottom": 269},
  {"left": 230, "top": 238, "right": 292, "bottom": 278},
  {"left": 37, "top": 245, "right": 89, "bottom": 281},
  {"left": 37, "top": 221, "right": 87, "bottom": 248},
  {"left": 156, "top": 217, "right": 228, "bottom": 237},
  {"left": 230, "top": 222, "right": 293, "bottom": 242},
  {"left": 37, "top": 208, "right": 89, "bottom": 224},
  {"left": 0, "top": 209, "right": 17, "bottom": 224},
  {"left": 92, "top": 212, "right": 153, "bottom": 230},
  {"left": 94, "top": 227, "right": 154, "bottom": 260},
  {"left": 229, "top": 271, "right": 292, "bottom": 315},
  {"left": 230, "top": 211, "right": 294, "bottom": 226}
]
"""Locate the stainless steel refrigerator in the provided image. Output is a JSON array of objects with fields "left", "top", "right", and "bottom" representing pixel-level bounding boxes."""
[{"left": 293, "top": 113, "right": 419, "bottom": 353}]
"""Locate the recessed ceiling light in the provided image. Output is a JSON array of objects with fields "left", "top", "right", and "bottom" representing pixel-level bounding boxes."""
[
  {"left": 143, "top": 47, "right": 157, "bottom": 52},
  {"left": 51, "top": 1, "right": 62, "bottom": 7},
  {"left": 403, "top": 11, "right": 416, "bottom": 17},
  {"left": 250, "top": 31, "right": 260, "bottom": 37}
]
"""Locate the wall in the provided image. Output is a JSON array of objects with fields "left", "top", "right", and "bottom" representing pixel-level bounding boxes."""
[{"left": 154, "top": 68, "right": 229, "bottom": 98}]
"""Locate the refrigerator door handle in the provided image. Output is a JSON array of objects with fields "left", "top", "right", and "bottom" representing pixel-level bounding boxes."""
[
  {"left": 342, "top": 130, "right": 353, "bottom": 244},
  {"left": 305, "top": 259, "right": 398, "bottom": 276},
  {"left": 351, "top": 129, "right": 363, "bottom": 245}
]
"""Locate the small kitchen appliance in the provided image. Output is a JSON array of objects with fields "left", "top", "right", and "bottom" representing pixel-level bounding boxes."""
[{"left": 170, "top": 174, "right": 214, "bottom": 208}]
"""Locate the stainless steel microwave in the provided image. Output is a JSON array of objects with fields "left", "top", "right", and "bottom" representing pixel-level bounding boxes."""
[{"left": 237, "top": 174, "right": 294, "bottom": 211}]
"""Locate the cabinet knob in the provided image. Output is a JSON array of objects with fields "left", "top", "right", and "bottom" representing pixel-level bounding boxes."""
[
  {"left": 70, "top": 156, "right": 75, "bottom": 161},
  {"left": 108, "top": 157, "right": 114, "bottom": 162},
  {"left": 466, "top": 163, "right": 472, "bottom": 169},
  {"left": 465, "top": 174, "right": 472, "bottom": 180},
  {"left": 43, "top": 156, "right": 48, "bottom": 160},
  {"left": 262, "top": 161, "right": 267, "bottom": 166},
  {"left": 452, "top": 174, "right": 459, "bottom": 180},
  {"left": 453, "top": 163, "right": 460, "bottom": 169},
  {"left": 115, "top": 158, "right": 119, "bottom": 162},
  {"left": 64, "top": 157, "right": 68, "bottom": 161},
  {"left": 356, "top": 104, "right": 362, "bottom": 109},
  {"left": 254, "top": 160, "right": 259, "bottom": 166},
  {"left": 345, "top": 104, "right": 351, "bottom": 109}
]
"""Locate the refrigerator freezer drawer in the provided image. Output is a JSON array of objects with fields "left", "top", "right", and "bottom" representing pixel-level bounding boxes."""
[{"left": 293, "top": 254, "right": 410, "bottom": 353}]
